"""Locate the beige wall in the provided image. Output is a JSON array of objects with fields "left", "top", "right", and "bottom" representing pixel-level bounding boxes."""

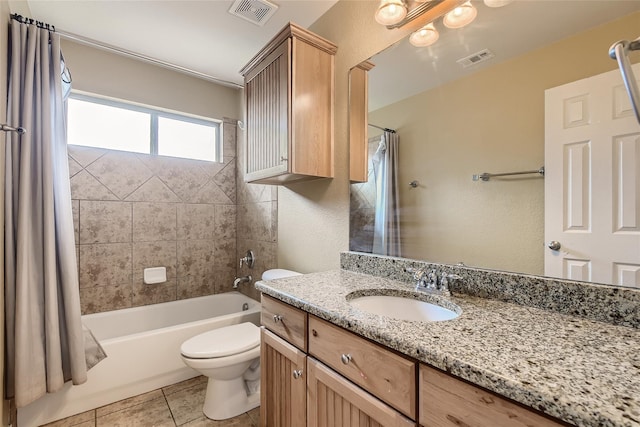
[
  {"left": 61, "top": 40, "right": 242, "bottom": 121},
  {"left": 277, "top": 1, "right": 417, "bottom": 273},
  {"left": 367, "top": 12, "right": 640, "bottom": 275}
]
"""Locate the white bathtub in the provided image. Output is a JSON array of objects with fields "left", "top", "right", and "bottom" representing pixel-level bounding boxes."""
[{"left": 18, "top": 292, "right": 261, "bottom": 426}]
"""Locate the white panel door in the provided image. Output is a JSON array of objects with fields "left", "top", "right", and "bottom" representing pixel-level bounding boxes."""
[{"left": 545, "top": 65, "right": 640, "bottom": 287}]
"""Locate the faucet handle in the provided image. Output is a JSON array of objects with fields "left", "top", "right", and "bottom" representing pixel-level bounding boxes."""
[
  {"left": 438, "top": 272, "right": 462, "bottom": 292},
  {"left": 239, "top": 250, "right": 256, "bottom": 269},
  {"left": 405, "top": 266, "right": 427, "bottom": 280}
]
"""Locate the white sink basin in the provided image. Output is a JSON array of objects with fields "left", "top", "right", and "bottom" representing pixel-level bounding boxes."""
[{"left": 349, "top": 295, "right": 460, "bottom": 322}]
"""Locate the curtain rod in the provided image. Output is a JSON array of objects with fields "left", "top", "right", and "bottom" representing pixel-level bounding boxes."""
[
  {"left": 368, "top": 123, "right": 396, "bottom": 133},
  {"left": 56, "top": 30, "right": 244, "bottom": 89},
  {"left": 10, "top": 13, "right": 55, "bottom": 31}
]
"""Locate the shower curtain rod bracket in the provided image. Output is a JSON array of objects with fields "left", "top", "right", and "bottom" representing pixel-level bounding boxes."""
[
  {"left": 0, "top": 124, "right": 26, "bottom": 135},
  {"left": 368, "top": 123, "right": 396, "bottom": 133}
]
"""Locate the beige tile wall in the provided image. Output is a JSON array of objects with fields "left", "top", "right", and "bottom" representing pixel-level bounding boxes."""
[
  {"left": 235, "top": 127, "right": 278, "bottom": 301},
  {"left": 70, "top": 119, "right": 266, "bottom": 314}
]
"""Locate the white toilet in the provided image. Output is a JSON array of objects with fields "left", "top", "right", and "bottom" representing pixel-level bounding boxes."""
[
  {"left": 180, "top": 268, "right": 301, "bottom": 420},
  {"left": 180, "top": 322, "right": 261, "bottom": 420}
]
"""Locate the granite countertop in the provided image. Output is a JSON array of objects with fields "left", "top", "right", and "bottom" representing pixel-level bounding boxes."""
[{"left": 255, "top": 269, "right": 640, "bottom": 427}]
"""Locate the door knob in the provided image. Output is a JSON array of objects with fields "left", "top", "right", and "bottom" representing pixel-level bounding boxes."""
[{"left": 548, "top": 241, "right": 561, "bottom": 251}]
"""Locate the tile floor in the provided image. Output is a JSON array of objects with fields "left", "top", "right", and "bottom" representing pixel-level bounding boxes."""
[{"left": 41, "top": 376, "right": 259, "bottom": 427}]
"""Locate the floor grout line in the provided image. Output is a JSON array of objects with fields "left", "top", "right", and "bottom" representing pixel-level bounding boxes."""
[{"left": 161, "top": 388, "right": 178, "bottom": 427}]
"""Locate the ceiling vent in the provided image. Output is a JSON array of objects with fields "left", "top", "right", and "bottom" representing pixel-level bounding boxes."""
[
  {"left": 228, "top": 0, "right": 279, "bottom": 26},
  {"left": 456, "top": 49, "right": 495, "bottom": 68}
]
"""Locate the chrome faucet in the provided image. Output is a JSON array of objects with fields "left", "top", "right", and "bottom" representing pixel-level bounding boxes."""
[
  {"left": 405, "top": 267, "right": 462, "bottom": 296},
  {"left": 233, "top": 275, "right": 252, "bottom": 289}
]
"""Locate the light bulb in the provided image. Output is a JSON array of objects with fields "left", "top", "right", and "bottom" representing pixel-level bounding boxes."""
[
  {"left": 443, "top": 1, "right": 477, "bottom": 29},
  {"left": 375, "top": 0, "right": 408, "bottom": 26},
  {"left": 409, "top": 23, "right": 439, "bottom": 47}
]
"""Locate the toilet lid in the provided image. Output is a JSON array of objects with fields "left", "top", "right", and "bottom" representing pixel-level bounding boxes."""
[{"left": 181, "top": 322, "right": 260, "bottom": 359}]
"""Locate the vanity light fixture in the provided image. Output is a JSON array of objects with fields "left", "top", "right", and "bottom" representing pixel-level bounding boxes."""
[
  {"left": 409, "top": 23, "right": 439, "bottom": 47},
  {"left": 375, "top": 0, "right": 408, "bottom": 26},
  {"left": 443, "top": 1, "right": 477, "bottom": 29}
]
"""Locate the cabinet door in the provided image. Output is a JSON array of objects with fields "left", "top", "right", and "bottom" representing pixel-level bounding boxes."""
[
  {"left": 307, "top": 357, "right": 416, "bottom": 427},
  {"left": 245, "top": 39, "right": 290, "bottom": 182},
  {"left": 261, "top": 328, "right": 306, "bottom": 427}
]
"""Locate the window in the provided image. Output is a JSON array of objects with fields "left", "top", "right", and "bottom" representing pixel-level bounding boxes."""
[{"left": 67, "top": 93, "right": 222, "bottom": 162}]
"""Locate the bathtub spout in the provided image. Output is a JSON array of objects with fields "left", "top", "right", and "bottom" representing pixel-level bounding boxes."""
[{"left": 233, "top": 275, "right": 252, "bottom": 289}]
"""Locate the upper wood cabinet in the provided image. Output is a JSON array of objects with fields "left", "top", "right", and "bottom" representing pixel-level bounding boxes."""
[
  {"left": 240, "top": 23, "right": 337, "bottom": 184},
  {"left": 349, "top": 60, "right": 375, "bottom": 183}
]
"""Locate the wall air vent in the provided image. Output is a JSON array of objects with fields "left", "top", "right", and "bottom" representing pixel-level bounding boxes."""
[
  {"left": 456, "top": 49, "right": 495, "bottom": 68},
  {"left": 228, "top": 0, "right": 279, "bottom": 26}
]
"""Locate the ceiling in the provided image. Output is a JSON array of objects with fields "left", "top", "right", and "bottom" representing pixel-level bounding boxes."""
[
  {"left": 13, "top": 0, "right": 640, "bottom": 97},
  {"left": 369, "top": 0, "right": 640, "bottom": 111},
  {"left": 16, "top": 0, "right": 339, "bottom": 88}
]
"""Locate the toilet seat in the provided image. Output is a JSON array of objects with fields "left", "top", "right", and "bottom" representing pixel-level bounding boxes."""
[{"left": 181, "top": 322, "right": 260, "bottom": 359}]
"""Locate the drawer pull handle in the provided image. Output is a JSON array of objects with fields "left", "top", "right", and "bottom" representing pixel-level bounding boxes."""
[
  {"left": 292, "top": 369, "right": 303, "bottom": 379},
  {"left": 341, "top": 354, "right": 352, "bottom": 365},
  {"left": 312, "top": 329, "right": 318, "bottom": 337},
  {"left": 273, "top": 314, "right": 283, "bottom": 322}
]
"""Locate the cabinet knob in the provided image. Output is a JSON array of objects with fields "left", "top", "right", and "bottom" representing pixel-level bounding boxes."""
[
  {"left": 273, "top": 314, "right": 283, "bottom": 323},
  {"left": 341, "top": 354, "right": 352, "bottom": 365},
  {"left": 292, "top": 369, "right": 303, "bottom": 379},
  {"left": 280, "top": 156, "right": 288, "bottom": 162}
]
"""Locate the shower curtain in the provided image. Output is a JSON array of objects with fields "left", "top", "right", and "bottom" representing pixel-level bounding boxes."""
[
  {"left": 5, "top": 16, "right": 103, "bottom": 408},
  {"left": 372, "top": 131, "right": 401, "bottom": 257}
]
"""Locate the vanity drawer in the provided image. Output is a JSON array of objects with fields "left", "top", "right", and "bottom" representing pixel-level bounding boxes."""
[
  {"left": 308, "top": 315, "right": 416, "bottom": 419},
  {"left": 420, "top": 364, "right": 568, "bottom": 427},
  {"left": 261, "top": 294, "right": 307, "bottom": 351}
]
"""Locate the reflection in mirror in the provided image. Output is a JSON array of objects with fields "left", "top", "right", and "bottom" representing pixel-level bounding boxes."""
[{"left": 349, "top": 1, "right": 640, "bottom": 287}]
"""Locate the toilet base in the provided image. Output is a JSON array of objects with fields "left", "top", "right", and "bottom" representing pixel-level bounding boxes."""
[{"left": 202, "top": 376, "right": 260, "bottom": 420}]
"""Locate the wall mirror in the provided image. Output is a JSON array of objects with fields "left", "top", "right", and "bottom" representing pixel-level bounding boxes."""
[{"left": 349, "top": 0, "right": 640, "bottom": 287}]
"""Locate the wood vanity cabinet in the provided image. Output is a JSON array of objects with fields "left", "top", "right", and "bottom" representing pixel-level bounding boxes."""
[
  {"left": 261, "top": 329, "right": 307, "bottom": 427},
  {"left": 240, "top": 23, "right": 337, "bottom": 184},
  {"left": 307, "top": 357, "right": 415, "bottom": 427},
  {"left": 307, "top": 316, "right": 416, "bottom": 420},
  {"left": 260, "top": 295, "right": 416, "bottom": 427},
  {"left": 260, "top": 295, "right": 308, "bottom": 426},
  {"left": 260, "top": 295, "right": 567, "bottom": 427},
  {"left": 419, "top": 364, "right": 568, "bottom": 427}
]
